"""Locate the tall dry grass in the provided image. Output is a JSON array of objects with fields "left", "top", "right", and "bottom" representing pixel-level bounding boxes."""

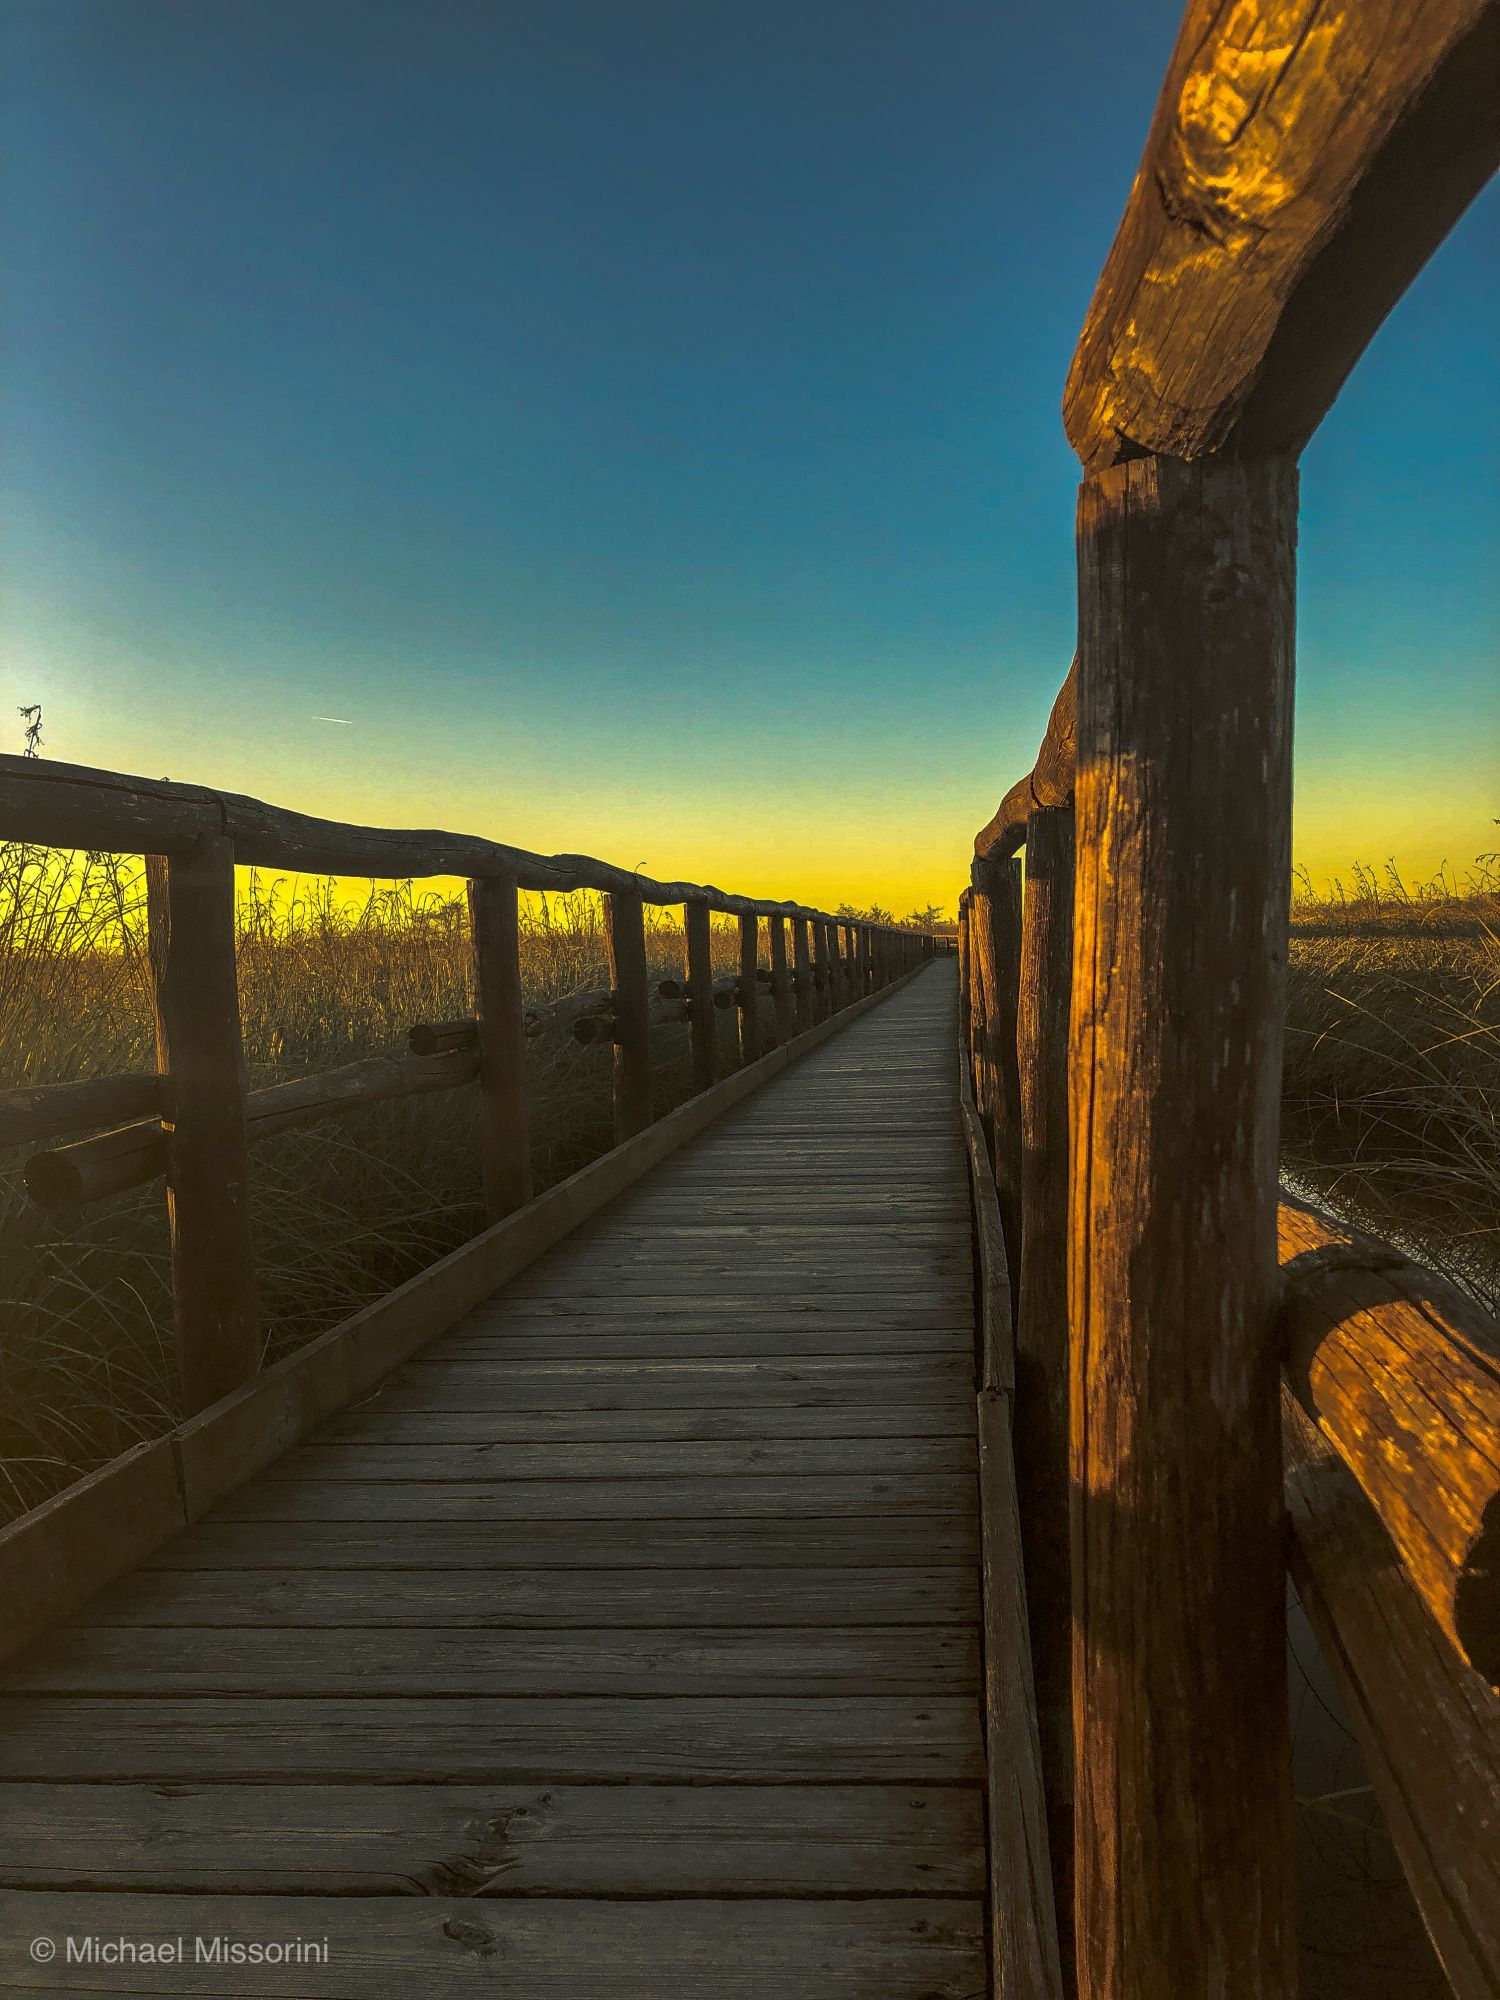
[
  {"left": 2, "top": 842, "right": 1495, "bottom": 1523},
  {"left": 1283, "top": 857, "right": 1500, "bottom": 1313},
  {"left": 0, "top": 848, "right": 749, "bottom": 1520}
]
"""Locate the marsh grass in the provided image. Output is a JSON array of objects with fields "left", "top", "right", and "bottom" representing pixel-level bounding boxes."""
[
  {"left": 1284, "top": 857, "right": 1500, "bottom": 1312},
  {"left": 2, "top": 843, "right": 1496, "bottom": 1522},
  {"left": 0, "top": 849, "right": 747, "bottom": 1518}
]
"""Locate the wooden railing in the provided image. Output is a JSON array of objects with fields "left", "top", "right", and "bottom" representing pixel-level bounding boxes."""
[
  {"left": 959, "top": 3, "right": 1500, "bottom": 1997},
  {"left": 0, "top": 751, "right": 933, "bottom": 1427}
]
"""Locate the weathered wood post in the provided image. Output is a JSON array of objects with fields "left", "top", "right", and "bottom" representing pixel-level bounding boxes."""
[
  {"left": 1070, "top": 454, "right": 1298, "bottom": 2000},
  {"left": 823, "top": 921, "right": 843, "bottom": 1014},
  {"left": 737, "top": 914, "right": 761, "bottom": 1063},
  {"left": 969, "top": 854, "right": 1023, "bottom": 1313},
  {"left": 842, "top": 923, "right": 858, "bottom": 1006},
  {"left": 145, "top": 834, "right": 260, "bottom": 1414},
  {"left": 684, "top": 898, "right": 717, "bottom": 1093},
  {"left": 791, "top": 917, "right": 815, "bottom": 1033},
  {"left": 1014, "top": 802, "right": 1076, "bottom": 1944},
  {"left": 957, "top": 891, "right": 974, "bottom": 1081},
  {"left": 768, "top": 913, "right": 794, "bottom": 1044},
  {"left": 468, "top": 871, "right": 531, "bottom": 1221},
  {"left": 813, "top": 920, "right": 834, "bottom": 1023},
  {"left": 604, "top": 887, "right": 651, "bottom": 1141}
]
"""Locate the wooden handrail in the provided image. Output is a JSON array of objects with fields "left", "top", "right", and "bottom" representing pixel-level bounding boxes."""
[
  {"left": 0, "top": 1072, "right": 162, "bottom": 1149},
  {"left": 1063, "top": 0, "right": 1500, "bottom": 469},
  {"left": 25, "top": 1051, "right": 482, "bottom": 1209},
  {"left": 0, "top": 751, "right": 918, "bottom": 931}
]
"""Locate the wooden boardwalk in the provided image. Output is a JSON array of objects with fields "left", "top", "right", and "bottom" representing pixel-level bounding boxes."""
[{"left": 0, "top": 963, "right": 988, "bottom": 1997}]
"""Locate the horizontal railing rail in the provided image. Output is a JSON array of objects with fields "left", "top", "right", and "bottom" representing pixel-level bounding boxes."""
[{"left": 0, "top": 751, "right": 903, "bottom": 922}]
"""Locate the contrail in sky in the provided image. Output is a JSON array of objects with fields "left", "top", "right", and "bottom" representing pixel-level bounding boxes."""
[{"left": 312, "top": 715, "right": 355, "bottom": 725}]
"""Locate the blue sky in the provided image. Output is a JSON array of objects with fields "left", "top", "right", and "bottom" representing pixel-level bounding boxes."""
[{"left": 2, "top": 0, "right": 1495, "bottom": 909}]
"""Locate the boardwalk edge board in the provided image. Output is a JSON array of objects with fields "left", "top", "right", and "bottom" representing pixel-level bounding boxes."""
[{"left": 0, "top": 964, "right": 925, "bottom": 1664}]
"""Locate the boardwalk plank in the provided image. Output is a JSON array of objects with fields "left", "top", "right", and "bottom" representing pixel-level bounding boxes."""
[
  {"left": 74, "top": 1565, "right": 980, "bottom": 1629},
  {"left": 0, "top": 1893, "right": 985, "bottom": 1997},
  {"left": 0, "top": 1695, "right": 984, "bottom": 1782},
  {"left": 1, "top": 966, "right": 991, "bottom": 1993},
  {"left": 0, "top": 1626, "right": 979, "bottom": 1696},
  {"left": 0, "top": 1784, "right": 984, "bottom": 1895}
]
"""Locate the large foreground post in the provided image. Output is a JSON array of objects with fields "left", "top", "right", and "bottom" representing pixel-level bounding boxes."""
[{"left": 1070, "top": 454, "right": 1297, "bottom": 1998}]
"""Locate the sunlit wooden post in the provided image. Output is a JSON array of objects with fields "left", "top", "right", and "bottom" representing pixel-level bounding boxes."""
[
  {"left": 813, "top": 920, "right": 834, "bottom": 1023},
  {"left": 840, "top": 922, "right": 856, "bottom": 1006},
  {"left": 957, "top": 891, "right": 973, "bottom": 1081},
  {"left": 469, "top": 870, "right": 531, "bottom": 1221},
  {"left": 1013, "top": 802, "right": 1075, "bottom": 1943},
  {"left": 145, "top": 833, "right": 260, "bottom": 1415},
  {"left": 1070, "top": 454, "right": 1297, "bottom": 2000},
  {"left": 858, "top": 924, "right": 872, "bottom": 996},
  {"left": 684, "top": 898, "right": 717, "bottom": 1093},
  {"left": 605, "top": 887, "right": 651, "bottom": 1141},
  {"left": 791, "top": 917, "right": 814, "bottom": 1033},
  {"left": 768, "top": 914, "right": 794, "bottom": 1043},
  {"left": 737, "top": 913, "right": 762, "bottom": 1063},
  {"left": 969, "top": 854, "right": 1023, "bottom": 1311}
]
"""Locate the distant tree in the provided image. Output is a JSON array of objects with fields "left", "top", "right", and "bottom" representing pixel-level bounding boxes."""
[
  {"left": 903, "top": 902, "right": 946, "bottom": 929},
  {"left": 18, "top": 704, "right": 42, "bottom": 757}
]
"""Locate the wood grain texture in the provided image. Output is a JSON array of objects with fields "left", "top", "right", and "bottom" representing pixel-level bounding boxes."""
[
  {"left": 0, "top": 1071, "right": 160, "bottom": 1149},
  {"left": 0, "top": 1695, "right": 983, "bottom": 1782},
  {"left": 1285, "top": 1393, "right": 1500, "bottom": 2000},
  {"left": 792, "top": 915, "right": 815, "bottom": 1033},
  {"left": 1279, "top": 1192, "right": 1500, "bottom": 1686},
  {"left": 974, "top": 658, "right": 1078, "bottom": 863},
  {"left": 605, "top": 887, "right": 651, "bottom": 1142},
  {"left": 0, "top": 1625, "right": 979, "bottom": 1697},
  {"left": 0, "top": 1784, "right": 984, "bottom": 1896},
  {"left": 469, "top": 871, "right": 531, "bottom": 1220},
  {"left": 2, "top": 967, "right": 992, "bottom": 1998},
  {"left": 76, "top": 1565, "right": 980, "bottom": 1630},
  {"left": 1064, "top": 0, "right": 1500, "bottom": 467},
  {"left": 684, "top": 897, "right": 717, "bottom": 1093},
  {"left": 1014, "top": 800, "right": 1076, "bottom": 1951},
  {"left": 969, "top": 853, "right": 1023, "bottom": 1320},
  {"left": 0, "top": 1893, "right": 985, "bottom": 1997},
  {"left": 145, "top": 834, "right": 261, "bottom": 1413},
  {"left": 1070, "top": 454, "right": 1298, "bottom": 1999},
  {"left": 979, "top": 1390, "right": 1066, "bottom": 2000}
]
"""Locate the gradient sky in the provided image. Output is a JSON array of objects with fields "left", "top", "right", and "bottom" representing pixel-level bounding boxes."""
[{"left": 2, "top": 0, "right": 1496, "bottom": 915}]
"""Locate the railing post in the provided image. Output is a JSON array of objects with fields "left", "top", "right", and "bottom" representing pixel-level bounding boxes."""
[
  {"left": 858, "top": 924, "right": 872, "bottom": 996},
  {"left": 1070, "top": 453, "right": 1297, "bottom": 2000},
  {"left": 969, "top": 854, "right": 1023, "bottom": 1313},
  {"left": 737, "top": 913, "right": 761, "bottom": 1063},
  {"left": 684, "top": 898, "right": 716, "bottom": 1093},
  {"left": 957, "top": 891, "right": 974, "bottom": 1080},
  {"left": 468, "top": 870, "right": 531, "bottom": 1221},
  {"left": 791, "top": 918, "right": 815, "bottom": 1034},
  {"left": 768, "top": 913, "right": 794, "bottom": 1043},
  {"left": 840, "top": 922, "right": 856, "bottom": 1006},
  {"left": 145, "top": 834, "right": 260, "bottom": 1415},
  {"left": 604, "top": 887, "right": 651, "bottom": 1141},
  {"left": 1014, "top": 802, "right": 1076, "bottom": 1949},
  {"left": 813, "top": 920, "right": 834, "bottom": 1023}
]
